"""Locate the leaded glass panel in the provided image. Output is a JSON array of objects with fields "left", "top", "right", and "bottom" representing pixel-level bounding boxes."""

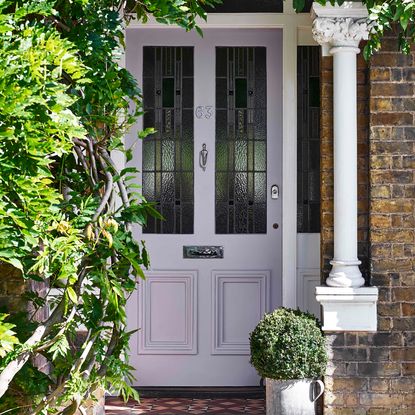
[
  {"left": 215, "top": 47, "right": 267, "bottom": 234},
  {"left": 297, "top": 46, "right": 320, "bottom": 233},
  {"left": 142, "top": 47, "right": 194, "bottom": 234}
]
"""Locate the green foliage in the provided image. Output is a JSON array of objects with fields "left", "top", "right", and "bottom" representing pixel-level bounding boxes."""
[
  {"left": 363, "top": 0, "right": 415, "bottom": 58},
  {"left": 294, "top": 0, "right": 415, "bottom": 58},
  {"left": 250, "top": 308, "right": 327, "bottom": 380},
  {"left": 126, "top": 0, "right": 221, "bottom": 35},
  {"left": 0, "top": 315, "right": 19, "bottom": 358},
  {"left": 0, "top": 0, "right": 217, "bottom": 413},
  {"left": 0, "top": 1, "right": 87, "bottom": 273}
]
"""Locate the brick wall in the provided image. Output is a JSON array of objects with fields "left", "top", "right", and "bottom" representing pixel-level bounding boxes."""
[
  {"left": 0, "top": 263, "right": 26, "bottom": 313},
  {"left": 321, "top": 35, "right": 415, "bottom": 414}
]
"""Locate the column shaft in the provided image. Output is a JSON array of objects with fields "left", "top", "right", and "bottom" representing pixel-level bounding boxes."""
[
  {"left": 333, "top": 49, "right": 358, "bottom": 261},
  {"left": 328, "top": 47, "right": 364, "bottom": 287}
]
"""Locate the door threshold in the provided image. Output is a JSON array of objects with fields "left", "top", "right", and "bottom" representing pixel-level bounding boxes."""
[{"left": 134, "top": 386, "right": 265, "bottom": 399}]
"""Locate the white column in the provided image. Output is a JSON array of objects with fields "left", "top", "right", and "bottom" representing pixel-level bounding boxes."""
[
  {"left": 311, "top": 3, "right": 378, "bottom": 332},
  {"left": 312, "top": 6, "right": 369, "bottom": 288},
  {"left": 330, "top": 44, "right": 364, "bottom": 287}
]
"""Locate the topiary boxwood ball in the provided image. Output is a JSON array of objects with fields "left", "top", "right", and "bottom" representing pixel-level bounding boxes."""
[{"left": 249, "top": 307, "right": 327, "bottom": 380}]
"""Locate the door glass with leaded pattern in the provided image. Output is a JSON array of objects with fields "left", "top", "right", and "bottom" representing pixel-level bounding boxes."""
[
  {"left": 215, "top": 47, "right": 267, "bottom": 234},
  {"left": 142, "top": 47, "right": 194, "bottom": 234}
]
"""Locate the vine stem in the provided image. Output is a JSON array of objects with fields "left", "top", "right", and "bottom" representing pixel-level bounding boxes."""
[
  {"left": 0, "top": 266, "right": 88, "bottom": 399},
  {"left": 0, "top": 325, "right": 47, "bottom": 398},
  {"left": 99, "top": 149, "right": 130, "bottom": 208},
  {"left": 87, "top": 138, "right": 99, "bottom": 183},
  {"left": 92, "top": 169, "right": 113, "bottom": 221},
  {"left": 74, "top": 145, "right": 96, "bottom": 188},
  {"left": 34, "top": 306, "right": 76, "bottom": 352}
]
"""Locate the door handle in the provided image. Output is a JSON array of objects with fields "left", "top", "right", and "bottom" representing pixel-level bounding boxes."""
[{"left": 199, "top": 143, "right": 208, "bottom": 171}]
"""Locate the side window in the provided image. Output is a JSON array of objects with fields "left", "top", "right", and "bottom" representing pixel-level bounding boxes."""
[{"left": 297, "top": 46, "right": 321, "bottom": 233}]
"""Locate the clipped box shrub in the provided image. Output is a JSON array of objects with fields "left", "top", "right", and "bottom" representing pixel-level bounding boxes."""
[{"left": 250, "top": 307, "right": 327, "bottom": 380}]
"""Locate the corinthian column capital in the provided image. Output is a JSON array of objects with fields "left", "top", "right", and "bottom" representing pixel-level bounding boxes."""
[
  {"left": 311, "top": 2, "right": 369, "bottom": 54},
  {"left": 312, "top": 17, "right": 369, "bottom": 49}
]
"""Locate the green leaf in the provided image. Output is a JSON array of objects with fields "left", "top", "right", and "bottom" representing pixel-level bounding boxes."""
[
  {"left": 67, "top": 286, "right": 78, "bottom": 304},
  {"left": 125, "top": 148, "right": 133, "bottom": 162},
  {"left": 0, "top": 314, "right": 19, "bottom": 358},
  {"left": 126, "top": 255, "right": 145, "bottom": 280},
  {"left": 400, "top": 12, "right": 410, "bottom": 31},
  {"left": 293, "top": 0, "right": 305, "bottom": 12},
  {"left": 3, "top": 257, "right": 24, "bottom": 271},
  {"left": 48, "top": 334, "right": 70, "bottom": 360},
  {"left": 195, "top": 26, "right": 203, "bottom": 37}
]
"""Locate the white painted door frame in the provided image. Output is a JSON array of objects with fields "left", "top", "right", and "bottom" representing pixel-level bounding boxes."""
[{"left": 125, "top": 8, "right": 316, "bottom": 310}]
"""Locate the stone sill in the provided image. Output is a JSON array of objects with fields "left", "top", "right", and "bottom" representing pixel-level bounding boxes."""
[{"left": 316, "top": 285, "right": 378, "bottom": 332}]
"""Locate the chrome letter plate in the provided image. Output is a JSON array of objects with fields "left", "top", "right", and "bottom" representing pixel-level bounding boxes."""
[{"left": 183, "top": 246, "right": 224, "bottom": 259}]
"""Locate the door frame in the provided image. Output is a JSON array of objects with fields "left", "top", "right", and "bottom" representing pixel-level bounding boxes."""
[{"left": 122, "top": 7, "right": 316, "bottom": 309}]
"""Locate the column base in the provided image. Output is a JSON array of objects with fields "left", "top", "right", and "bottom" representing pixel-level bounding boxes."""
[
  {"left": 316, "top": 285, "right": 378, "bottom": 332},
  {"left": 327, "top": 259, "right": 365, "bottom": 288}
]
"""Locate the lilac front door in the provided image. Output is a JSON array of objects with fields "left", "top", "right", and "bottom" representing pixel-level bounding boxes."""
[{"left": 126, "top": 28, "right": 283, "bottom": 386}]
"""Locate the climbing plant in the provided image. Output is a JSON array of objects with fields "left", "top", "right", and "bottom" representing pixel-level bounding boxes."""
[
  {"left": 0, "top": 0, "right": 218, "bottom": 413},
  {"left": 362, "top": 0, "right": 415, "bottom": 57}
]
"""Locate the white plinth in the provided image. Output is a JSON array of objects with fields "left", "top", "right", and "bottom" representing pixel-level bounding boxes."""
[{"left": 316, "top": 286, "right": 378, "bottom": 332}]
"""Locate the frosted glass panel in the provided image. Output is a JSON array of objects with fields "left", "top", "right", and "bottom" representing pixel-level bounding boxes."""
[
  {"left": 143, "top": 47, "right": 194, "bottom": 234},
  {"left": 215, "top": 47, "right": 267, "bottom": 234}
]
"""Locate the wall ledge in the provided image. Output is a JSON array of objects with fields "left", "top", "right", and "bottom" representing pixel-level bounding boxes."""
[{"left": 316, "top": 285, "right": 378, "bottom": 332}]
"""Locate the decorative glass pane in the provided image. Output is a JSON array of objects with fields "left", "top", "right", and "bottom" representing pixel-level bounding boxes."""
[
  {"left": 215, "top": 47, "right": 267, "bottom": 234},
  {"left": 182, "top": 78, "right": 194, "bottom": 109},
  {"left": 297, "top": 46, "right": 321, "bottom": 233},
  {"left": 235, "top": 79, "right": 247, "bottom": 108},
  {"left": 162, "top": 78, "right": 175, "bottom": 108},
  {"left": 143, "top": 47, "right": 194, "bottom": 234},
  {"left": 254, "top": 142, "right": 266, "bottom": 171}
]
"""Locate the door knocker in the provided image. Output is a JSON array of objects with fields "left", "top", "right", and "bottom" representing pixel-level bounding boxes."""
[{"left": 199, "top": 143, "right": 208, "bottom": 171}]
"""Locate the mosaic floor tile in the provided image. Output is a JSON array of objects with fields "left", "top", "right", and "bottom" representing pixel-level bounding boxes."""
[{"left": 105, "top": 396, "right": 265, "bottom": 414}]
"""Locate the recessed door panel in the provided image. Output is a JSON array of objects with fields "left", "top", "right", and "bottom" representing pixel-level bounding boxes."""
[
  {"left": 126, "top": 28, "right": 282, "bottom": 386},
  {"left": 138, "top": 271, "right": 197, "bottom": 354},
  {"left": 212, "top": 271, "right": 270, "bottom": 354}
]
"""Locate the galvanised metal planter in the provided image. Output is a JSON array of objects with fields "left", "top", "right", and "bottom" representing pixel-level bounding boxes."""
[{"left": 266, "top": 378, "right": 324, "bottom": 415}]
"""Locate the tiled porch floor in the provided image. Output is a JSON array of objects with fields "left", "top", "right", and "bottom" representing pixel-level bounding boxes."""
[{"left": 105, "top": 397, "right": 265, "bottom": 414}]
